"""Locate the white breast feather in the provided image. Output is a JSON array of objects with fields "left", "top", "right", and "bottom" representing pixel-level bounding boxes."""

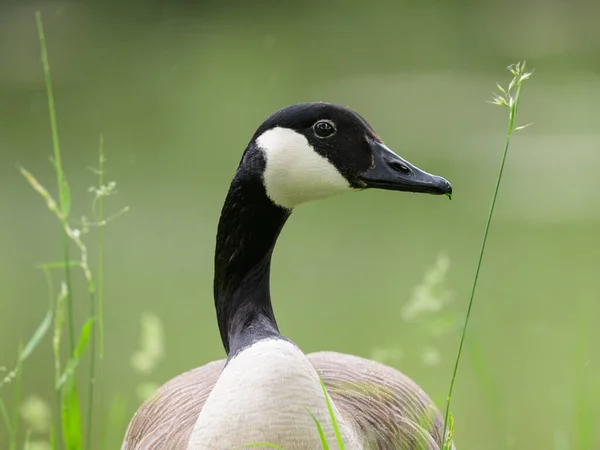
[{"left": 187, "top": 339, "right": 361, "bottom": 449}]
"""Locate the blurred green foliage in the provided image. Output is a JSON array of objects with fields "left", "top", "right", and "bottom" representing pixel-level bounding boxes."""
[{"left": 1, "top": 1, "right": 599, "bottom": 449}]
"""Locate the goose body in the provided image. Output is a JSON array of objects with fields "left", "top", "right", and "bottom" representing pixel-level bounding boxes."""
[{"left": 122, "top": 103, "right": 454, "bottom": 450}]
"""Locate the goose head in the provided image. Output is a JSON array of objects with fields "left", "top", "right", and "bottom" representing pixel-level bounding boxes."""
[
  {"left": 215, "top": 101, "right": 452, "bottom": 357},
  {"left": 243, "top": 102, "right": 451, "bottom": 210}
]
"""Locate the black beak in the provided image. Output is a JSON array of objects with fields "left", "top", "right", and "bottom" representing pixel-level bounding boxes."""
[{"left": 358, "top": 139, "right": 452, "bottom": 196}]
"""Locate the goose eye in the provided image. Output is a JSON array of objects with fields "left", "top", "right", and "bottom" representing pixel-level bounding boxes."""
[{"left": 313, "top": 120, "right": 336, "bottom": 138}]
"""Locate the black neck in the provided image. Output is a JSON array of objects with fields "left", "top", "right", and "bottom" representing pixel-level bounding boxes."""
[{"left": 213, "top": 150, "right": 291, "bottom": 356}]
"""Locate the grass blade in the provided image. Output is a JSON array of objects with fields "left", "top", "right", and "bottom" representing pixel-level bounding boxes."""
[
  {"left": 34, "top": 11, "right": 66, "bottom": 218},
  {"left": 10, "top": 350, "right": 24, "bottom": 450},
  {"left": 97, "top": 134, "right": 106, "bottom": 360},
  {"left": 318, "top": 375, "right": 344, "bottom": 449},
  {"left": 0, "top": 398, "right": 12, "bottom": 436},
  {"left": 59, "top": 318, "right": 95, "bottom": 389},
  {"left": 60, "top": 318, "right": 94, "bottom": 450},
  {"left": 53, "top": 282, "right": 67, "bottom": 389},
  {"left": 0, "top": 308, "right": 53, "bottom": 448},
  {"left": 86, "top": 134, "right": 106, "bottom": 450},
  {"left": 307, "top": 408, "right": 329, "bottom": 449},
  {"left": 442, "top": 413, "right": 454, "bottom": 450},
  {"left": 35, "top": 10, "right": 75, "bottom": 356},
  {"left": 85, "top": 297, "right": 97, "bottom": 450},
  {"left": 442, "top": 61, "right": 533, "bottom": 441},
  {"left": 0, "top": 306, "right": 53, "bottom": 390},
  {"left": 20, "top": 308, "right": 53, "bottom": 361},
  {"left": 61, "top": 377, "right": 82, "bottom": 450}
]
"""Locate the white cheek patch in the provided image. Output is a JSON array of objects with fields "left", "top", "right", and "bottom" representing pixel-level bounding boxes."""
[{"left": 256, "top": 127, "right": 352, "bottom": 209}]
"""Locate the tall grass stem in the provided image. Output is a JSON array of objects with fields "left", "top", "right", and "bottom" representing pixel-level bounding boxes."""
[
  {"left": 441, "top": 62, "right": 532, "bottom": 443},
  {"left": 88, "top": 134, "right": 106, "bottom": 450},
  {"left": 35, "top": 11, "right": 76, "bottom": 354}
]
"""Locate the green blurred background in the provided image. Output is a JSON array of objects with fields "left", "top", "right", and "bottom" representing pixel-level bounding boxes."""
[{"left": 1, "top": 1, "right": 600, "bottom": 449}]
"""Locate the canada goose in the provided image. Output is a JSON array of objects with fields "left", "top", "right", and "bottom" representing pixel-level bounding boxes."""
[{"left": 122, "top": 102, "right": 454, "bottom": 450}]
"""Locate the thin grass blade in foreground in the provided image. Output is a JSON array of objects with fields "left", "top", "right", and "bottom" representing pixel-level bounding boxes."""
[
  {"left": 0, "top": 307, "right": 53, "bottom": 450},
  {"left": 61, "top": 318, "right": 94, "bottom": 449},
  {"left": 441, "top": 61, "right": 534, "bottom": 446},
  {"left": 35, "top": 11, "right": 76, "bottom": 356},
  {"left": 86, "top": 134, "right": 108, "bottom": 450},
  {"left": 318, "top": 375, "right": 345, "bottom": 450},
  {"left": 307, "top": 408, "right": 330, "bottom": 449}
]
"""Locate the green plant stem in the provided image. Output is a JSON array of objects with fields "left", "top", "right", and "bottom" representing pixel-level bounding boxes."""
[
  {"left": 442, "top": 74, "right": 524, "bottom": 441},
  {"left": 97, "top": 135, "right": 105, "bottom": 361},
  {"left": 35, "top": 11, "right": 75, "bottom": 355},
  {"left": 0, "top": 399, "right": 12, "bottom": 441},
  {"left": 97, "top": 136, "right": 107, "bottom": 450},
  {"left": 319, "top": 376, "right": 343, "bottom": 450},
  {"left": 85, "top": 298, "right": 96, "bottom": 450},
  {"left": 9, "top": 355, "right": 23, "bottom": 450},
  {"left": 85, "top": 135, "right": 105, "bottom": 450}
]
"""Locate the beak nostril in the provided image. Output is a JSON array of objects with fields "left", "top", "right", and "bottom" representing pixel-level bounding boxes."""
[{"left": 390, "top": 161, "right": 411, "bottom": 174}]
